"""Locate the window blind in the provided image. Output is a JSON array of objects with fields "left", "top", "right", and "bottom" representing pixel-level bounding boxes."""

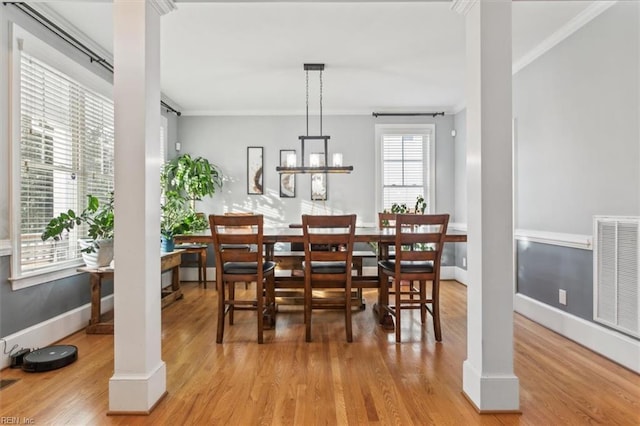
[
  {"left": 20, "top": 53, "right": 114, "bottom": 273},
  {"left": 381, "top": 134, "right": 430, "bottom": 211}
]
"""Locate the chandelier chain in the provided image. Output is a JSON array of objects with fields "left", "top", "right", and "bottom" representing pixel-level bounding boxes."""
[
  {"left": 305, "top": 70, "right": 309, "bottom": 136},
  {"left": 319, "top": 70, "right": 323, "bottom": 135}
]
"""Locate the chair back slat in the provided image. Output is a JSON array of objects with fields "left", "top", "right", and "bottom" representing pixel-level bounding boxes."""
[
  {"left": 220, "top": 251, "right": 257, "bottom": 263},
  {"left": 399, "top": 250, "right": 438, "bottom": 262},
  {"left": 216, "top": 233, "right": 256, "bottom": 245}
]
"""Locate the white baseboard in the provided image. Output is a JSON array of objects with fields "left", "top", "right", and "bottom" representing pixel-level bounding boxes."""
[
  {"left": 514, "top": 293, "right": 640, "bottom": 373},
  {"left": 453, "top": 267, "right": 468, "bottom": 285},
  {"left": 180, "top": 266, "right": 216, "bottom": 282},
  {"left": 0, "top": 295, "right": 114, "bottom": 369}
]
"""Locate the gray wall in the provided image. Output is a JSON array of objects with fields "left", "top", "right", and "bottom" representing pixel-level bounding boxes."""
[
  {"left": 177, "top": 114, "right": 456, "bottom": 226},
  {"left": 513, "top": 2, "right": 639, "bottom": 235},
  {"left": 512, "top": 3, "right": 638, "bottom": 333},
  {"left": 516, "top": 241, "right": 592, "bottom": 320}
]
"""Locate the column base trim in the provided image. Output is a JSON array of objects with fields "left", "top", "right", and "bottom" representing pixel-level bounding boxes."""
[
  {"left": 107, "top": 391, "right": 168, "bottom": 416},
  {"left": 462, "top": 360, "right": 520, "bottom": 411},
  {"left": 461, "top": 391, "right": 522, "bottom": 414},
  {"left": 109, "top": 361, "right": 167, "bottom": 413}
]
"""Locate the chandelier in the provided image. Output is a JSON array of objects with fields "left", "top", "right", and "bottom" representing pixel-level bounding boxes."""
[{"left": 276, "top": 64, "right": 353, "bottom": 174}]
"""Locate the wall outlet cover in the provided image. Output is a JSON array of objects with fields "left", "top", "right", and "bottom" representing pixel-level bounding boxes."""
[{"left": 559, "top": 289, "right": 567, "bottom": 305}]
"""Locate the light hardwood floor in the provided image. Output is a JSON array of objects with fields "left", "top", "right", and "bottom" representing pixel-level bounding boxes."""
[{"left": 1, "top": 280, "right": 639, "bottom": 425}]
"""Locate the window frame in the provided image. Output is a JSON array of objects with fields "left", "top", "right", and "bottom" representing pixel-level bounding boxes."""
[
  {"left": 9, "top": 23, "right": 114, "bottom": 289},
  {"left": 374, "top": 123, "right": 436, "bottom": 216}
]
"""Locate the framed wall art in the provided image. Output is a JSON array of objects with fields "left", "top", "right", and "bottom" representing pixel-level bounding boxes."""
[
  {"left": 247, "top": 146, "right": 264, "bottom": 195},
  {"left": 279, "top": 149, "right": 296, "bottom": 198},
  {"left": 311, "top": 173, "right": 327, "bottom": 201}
]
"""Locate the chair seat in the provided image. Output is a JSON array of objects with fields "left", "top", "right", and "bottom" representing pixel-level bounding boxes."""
[
  {"left": 224, "top": 261, "right": 276, "bottom": 274},
  {"left": 378, "top": 260, "right": 434, "bottom": 273},
  {"left": 303, "top": 261, "right": 347, "bottom": 274}
]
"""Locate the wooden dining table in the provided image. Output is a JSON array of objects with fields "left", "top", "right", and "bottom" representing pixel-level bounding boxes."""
[
  {"left": 175, "top": 226, "right": 467, "bottom": 247},
  {"left": 175, "top": 226, "right": 467, "bottom": 328}
]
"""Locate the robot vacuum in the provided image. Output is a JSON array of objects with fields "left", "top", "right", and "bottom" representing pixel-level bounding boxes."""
[{"left": 21, "top": 345, "right": 78, "bottom": 372}]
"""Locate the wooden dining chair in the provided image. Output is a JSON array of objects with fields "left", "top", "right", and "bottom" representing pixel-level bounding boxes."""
[
  {"left": 209, "top": 214, "right": 276, "bottom": 344},
  {"left": 302, "top": 214, "right": 357, "bottom": 342},
  {"left": 378, "top": 213, "right": 449, "bottom": 343}
]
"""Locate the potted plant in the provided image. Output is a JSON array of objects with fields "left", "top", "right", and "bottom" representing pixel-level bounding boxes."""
[
  {"left": 41, "top": 193, "right": 115, "bottom": 268},
  {"left": 162, "top": 153, "right": 223, "bottom": 211},
  {"left": 161, "top": 191, "right": 192, "bottom": 252}
]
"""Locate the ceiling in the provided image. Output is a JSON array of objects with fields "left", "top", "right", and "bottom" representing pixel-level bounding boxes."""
[{"left": 42, "top": 1, "right": 597, "bottom": 115}]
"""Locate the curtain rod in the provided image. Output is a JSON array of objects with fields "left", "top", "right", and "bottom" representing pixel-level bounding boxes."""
[
  {"left": 372, "top": 112, "right": 445, "bottom": 118},
  {"left": 3, "top": 2, "right": 182, "bottom": 117}
]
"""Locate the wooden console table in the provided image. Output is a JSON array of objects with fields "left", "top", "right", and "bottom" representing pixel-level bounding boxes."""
[{"left": 77, "top": 249, "right": 184, "bottom": 334}]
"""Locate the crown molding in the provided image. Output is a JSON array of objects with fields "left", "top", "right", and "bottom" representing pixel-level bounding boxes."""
[
  {"left": 451, "top": 0, "right": 478, "bottom": 16},
  {"left": 451, "top": 101, "right": 466, "bottom": 115},
  {"left": 513, "top": 1, "right": 617, "bottom": 75},
  {"left": 151, "top": 0, "right": 178, "bottom": 16}
]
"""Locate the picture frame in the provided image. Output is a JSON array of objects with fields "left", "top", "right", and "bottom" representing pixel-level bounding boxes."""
[
  {"left": 247, "top": 146, "right": 264, "bottom": 195},
  {"left": 279, "top": 149, "right": 296, "bottom": 198},
  {"left": 311, "top": 173, "right": 327, "bottom": 201}
]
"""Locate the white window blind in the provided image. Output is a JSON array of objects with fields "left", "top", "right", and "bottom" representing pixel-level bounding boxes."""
[
  {"left": 381, "top": 133, "right": 431, "bottom": 211},
  {"left": 20, "top": 53, "right": 114, "bottom": 273}
]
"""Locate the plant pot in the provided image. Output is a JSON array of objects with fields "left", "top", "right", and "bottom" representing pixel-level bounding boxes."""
[
  {"left": 79, "top": 239, "right": 114, "bottom": 268},
  {"left": 161, "top": 235, "right": 175, "bottom": 253}
]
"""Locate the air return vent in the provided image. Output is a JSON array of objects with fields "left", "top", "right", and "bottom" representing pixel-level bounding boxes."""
[{"left": 593, "top": 216, "right": 639, "bottom": 337}]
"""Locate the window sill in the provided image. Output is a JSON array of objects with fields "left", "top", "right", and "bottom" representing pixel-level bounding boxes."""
[{"left": 9, "top": 263, "right": 85, "bottom": 290}]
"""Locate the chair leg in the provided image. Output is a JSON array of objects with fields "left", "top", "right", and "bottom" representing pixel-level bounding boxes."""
[
  {"left": 395, "top": 276, "right": 402, "bottom": 343},
  {"left": 201, "top": 249, "right": 207, "bottom": 289},
  {"left": 420, "top": 280, "right": 427, "bottom": 324},
  {"left": 256, "top": 278, "right": 264, "bottom": 344},
  {"left": 345, "top": 282, "right": 353, "bottom": 343},
  {"left": 433, "top": 278, "right": 442, "bottom": 341},
  {"left": 265, "top": 273, "right": 276, "bottom": 328},
  {"left": 229, "top": 282, "right": 235, "bottom": 325},
  {"left": 305, "top": 277, "right": 312, "bottom": 342},
  {"left": 216, "top": 279, "right": 226, "bottom": 344}
]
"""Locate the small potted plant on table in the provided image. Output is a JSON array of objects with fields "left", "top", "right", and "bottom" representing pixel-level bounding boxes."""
[{"left": 41, "top": 193, "right": 115, "bottom": 268}]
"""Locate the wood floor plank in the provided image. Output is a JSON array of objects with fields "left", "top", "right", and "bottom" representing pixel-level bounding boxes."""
[{"left": 1, "top": 280, "right": 638, "bottom": 425}]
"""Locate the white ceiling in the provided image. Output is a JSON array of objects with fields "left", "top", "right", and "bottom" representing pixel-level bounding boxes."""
[{"left": 43, "top": 1, "right": 597, "bottom": 115}]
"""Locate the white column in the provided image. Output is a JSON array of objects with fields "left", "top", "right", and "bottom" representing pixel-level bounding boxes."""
[
  {"left": 453, "top": 0, "right": 520, "bottom": 411},
  {"left": 109, "top": 0, "right": 174, "bottom": 413}
]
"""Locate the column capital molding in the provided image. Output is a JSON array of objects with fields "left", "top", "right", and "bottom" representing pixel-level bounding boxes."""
[
  {"left": 451, "top": 0, "right": 478, "bottom": 16},
  {"left": 151, "top": 0, "right": 177, "bottom": 16}
]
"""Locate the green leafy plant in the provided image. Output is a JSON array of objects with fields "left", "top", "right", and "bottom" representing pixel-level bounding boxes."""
[
  {"left": 162, "top": 153, "right": 223, "bottom": 210},
  {"left": 161, "top": 191, "right": 191, "bottom": 238},
  {"left": 391, "top": 203, "right": 409, "bottom": 214},
  {"left": 414, "top": 195, "right": 426, "bottom": 214},
  {"left": 41, "top": 193, "right": 114, "bottom": 253}
]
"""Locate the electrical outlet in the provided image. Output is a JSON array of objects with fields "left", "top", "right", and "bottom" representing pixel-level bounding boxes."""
[
  {"left": 559, "top": 289, "right": 567, "bottom": 305},
  {"left": 462, "top": 257, "right": 467, "bottom": 268}
]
